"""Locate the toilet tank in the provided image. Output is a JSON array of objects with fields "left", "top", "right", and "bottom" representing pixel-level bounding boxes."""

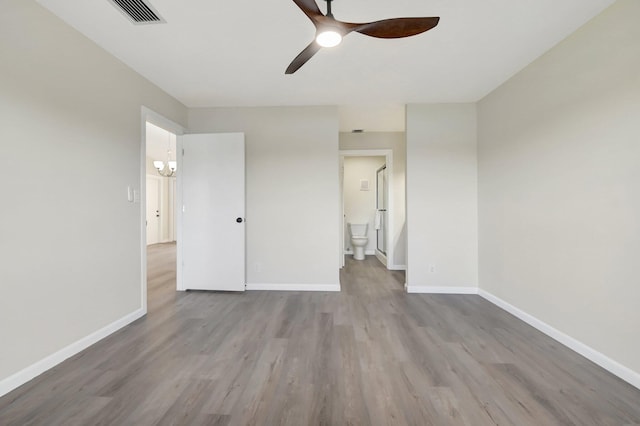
[{"left": 348, "top": 223, "right": 368, "bottom": 237}]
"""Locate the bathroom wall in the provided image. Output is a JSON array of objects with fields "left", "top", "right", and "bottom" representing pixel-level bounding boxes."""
[
  {"left": 343, "top": 156, "right": 386, "bottom": 255},
  {"left": 339, "top": 132, "right": 406, "bottom": 269}
]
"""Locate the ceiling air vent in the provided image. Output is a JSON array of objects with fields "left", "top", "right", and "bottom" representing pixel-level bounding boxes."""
[{"left": 108, "top": 0, "right": 165, "bottom": 24}]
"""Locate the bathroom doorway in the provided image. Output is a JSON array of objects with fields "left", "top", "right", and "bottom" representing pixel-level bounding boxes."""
[{"left": 339, "top": 149, "right": 393, "bottom": 269}]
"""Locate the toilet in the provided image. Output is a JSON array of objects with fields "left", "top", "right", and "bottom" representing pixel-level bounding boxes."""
[{"left": 348, "top": 223, "right": 369, "bottom": 260}]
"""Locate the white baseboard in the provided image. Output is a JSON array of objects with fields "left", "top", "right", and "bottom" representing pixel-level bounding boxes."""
[
  {"left": 388, "top": 264, "right": 406, "bottom": 271},
  {"left": 344, "top": 250, "right": 377, "bottom": 256},
  {"left": 407, "top": 285, "right": 478, "bottom": 294},
  {"left": 246, "top": 283, "right": 341, "bottom": 292},
  {"left": 0, "top": 307, "right": 145, "bottom": 398},
  {"left": 478, "top": 289, "right": 640, "bottom": 391}
]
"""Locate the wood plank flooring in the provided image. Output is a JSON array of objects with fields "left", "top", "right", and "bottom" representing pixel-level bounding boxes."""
[{"left": 1, "top": 243, "right": 639, "bottom": 425}]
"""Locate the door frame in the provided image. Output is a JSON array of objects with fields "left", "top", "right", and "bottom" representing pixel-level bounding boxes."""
[
  {"left": 339, "top": 149, "right": 394, "bottom": 270},
  {"left": 140, "top": 107, "right": 185, "bottom": 313}
]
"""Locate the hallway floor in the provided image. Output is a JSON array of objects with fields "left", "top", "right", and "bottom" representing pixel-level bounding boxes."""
[{"left": 1, "top": 244, "right": 639, "bottom": 425}]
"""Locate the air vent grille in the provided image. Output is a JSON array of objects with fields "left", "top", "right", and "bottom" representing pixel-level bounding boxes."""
[{"left": 108, "top": 0, "right": 165, "bottom": 24}]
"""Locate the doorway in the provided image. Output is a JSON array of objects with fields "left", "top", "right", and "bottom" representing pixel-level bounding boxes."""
[
  {"left": 141, "top": 108, "right": 184, "bottom": 313},
  {"left": 339, "top": 149, "right": 393, "bottom": 269},
  {"left": 145, "top": 122, "right": 177, "bottom": 246}
]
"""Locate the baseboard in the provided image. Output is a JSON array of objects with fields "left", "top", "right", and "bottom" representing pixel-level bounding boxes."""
[
  {"left": 407, "top": 285, "right": 478, "bottom": 294},
  {"left": 478, "top": 289, "right": 640, "bottom": 391},
  {"left": 246, "top": 283, "right": 341, "bottom": 292},
  {"left": 0, "top": 307, "right": 146, "bottom": 398},
  {"left": 344, "top": 250, "right": 377, "bottom": 256},
  {"left": 388, "top": 264, "right": 406, "bottom": 271}
]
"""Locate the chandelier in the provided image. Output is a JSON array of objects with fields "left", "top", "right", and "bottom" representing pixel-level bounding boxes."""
[{"left": 153, "top": 131, "right": 177, "bottom": 177}]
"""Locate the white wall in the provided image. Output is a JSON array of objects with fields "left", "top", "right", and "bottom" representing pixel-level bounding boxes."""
[
  {"left": 343, "top": 156, "right": 386, "bottom": 255},
  {"left": 188, "top": 107, "right": 340, "bottom": 288},
  {"left": 0, "top": 0, "right": 187, "bottom": 389},
  {"left": 406, "top": 104, "right": 478, "bottom": 292},
  {"left": 339, "top": 132, "right": 407, "bottom": 268},
  {"left": 478, "top": 0, "right": 640, "bottom": 381}
]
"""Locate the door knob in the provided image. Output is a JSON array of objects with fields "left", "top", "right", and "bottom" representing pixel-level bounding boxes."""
[{"left": 236, "top": 217, "right": 243, "bottom": 223}]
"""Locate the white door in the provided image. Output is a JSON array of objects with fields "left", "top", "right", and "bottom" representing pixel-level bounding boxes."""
[
  {"left": 179, "top": 133, "right": 245, "bottom": 291},
  {"left": 146, "top": 176, "right": 161, "bottom": 245}
]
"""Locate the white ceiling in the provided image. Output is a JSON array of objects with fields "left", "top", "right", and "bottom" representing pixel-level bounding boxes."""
[{"left": 37, "top": 0, "right": 614, "bottom": 112}]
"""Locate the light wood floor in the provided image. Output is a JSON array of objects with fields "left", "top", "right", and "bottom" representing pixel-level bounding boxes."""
[{"left": 1, "top": 243, "right": 639, "bottom": 425}]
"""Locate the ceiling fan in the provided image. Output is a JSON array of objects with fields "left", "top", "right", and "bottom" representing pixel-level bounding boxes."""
[{"left": 286, "top": 0, "right": 440, "bottom": 74}]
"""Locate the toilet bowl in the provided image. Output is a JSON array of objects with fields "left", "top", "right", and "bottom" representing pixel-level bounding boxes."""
[{"left": 348, "top": 223, "right": 369, "bottom": 260}]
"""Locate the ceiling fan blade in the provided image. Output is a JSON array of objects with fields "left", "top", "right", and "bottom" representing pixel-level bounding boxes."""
[
  {"left": 355, "top": 17, "right": 440, "bottom": 39},
  {"left": 291, "top": 0, "right": 324, "bottom": 23},
  {"left": 285, "top": 41, "right": 322, "bottom": 74}
]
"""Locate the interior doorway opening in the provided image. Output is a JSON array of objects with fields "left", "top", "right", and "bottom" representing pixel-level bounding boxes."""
[
  {"left": 339, "top": 149, "right": 394, "bottom": 270},
  {"left": 140, "top": 108, "right": 184, "bottom": 313},
  {"left": 145, "top": 122, "right": 177, "bottom": 246}
]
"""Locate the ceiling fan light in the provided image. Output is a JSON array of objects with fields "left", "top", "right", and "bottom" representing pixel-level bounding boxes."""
[{"left": 316, "top": 30, "right": 342, "bottom": 48}]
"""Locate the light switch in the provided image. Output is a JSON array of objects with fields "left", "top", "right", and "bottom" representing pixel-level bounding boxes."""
[
  {"left": 127, "top": 186, "right": 134, "bottom": 202},
  {"left": 133, "top": 189, "right": 140, "bottom": 203}
]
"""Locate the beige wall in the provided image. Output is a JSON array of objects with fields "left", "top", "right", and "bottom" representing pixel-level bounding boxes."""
[
  {"left": 406, "top": 104, "right": 479, "bottom": 291},
  {"left": 478, "top": 0, "right": 640, "bottom": 377},
  {"left": 0, "top": 0, "right": 187, "bottom": 385},
  {"left": 188, "top": 107, "right": 340, "bottom": 287},
  {"left": 340, "top": 132, "right": 407, "bottom": 268}
]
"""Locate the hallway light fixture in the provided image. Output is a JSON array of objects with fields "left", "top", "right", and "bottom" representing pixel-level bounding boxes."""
[{"left": 153, "top": 130, "right": 177, "bottom": 177}]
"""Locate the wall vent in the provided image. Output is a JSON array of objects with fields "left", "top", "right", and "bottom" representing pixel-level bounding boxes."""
[{"left": 108, "top": 0, "right": 165, "bottom": 24}]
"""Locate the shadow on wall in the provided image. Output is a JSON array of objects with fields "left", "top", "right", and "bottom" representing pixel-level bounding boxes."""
[{"left": 394, "top": 221, "right": 407, "bottom": 267}]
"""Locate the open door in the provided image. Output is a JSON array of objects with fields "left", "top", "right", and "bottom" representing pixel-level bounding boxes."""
[{"left": 178, "top": 133, "right": 245, "bottom": 292}]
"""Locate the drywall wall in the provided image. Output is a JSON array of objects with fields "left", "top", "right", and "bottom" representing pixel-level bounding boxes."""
[
  {"left": 339, "top": 132, "right": 407, "bottom": 268},
  {"left": 478, "top": 0, "right": 640, "bottom": 378},
  {"left": 343, "top": 156, "right": 386, "bottom": 255},
  {"left": 0, "top": 0, "right": 186, "bottom": 388},
  {"left": 188, "top": 107, "right": 340, "bottom": 288},
  {"left": 406, "top": 104, "right": 478, "bottom": 291}
]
